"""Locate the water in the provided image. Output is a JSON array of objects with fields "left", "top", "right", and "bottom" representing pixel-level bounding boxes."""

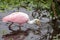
[{"left": 0, "top": 8, "right": 53, "bottom": 40}]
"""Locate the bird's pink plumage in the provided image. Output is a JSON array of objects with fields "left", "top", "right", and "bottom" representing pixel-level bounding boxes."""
[{"left": 2, "top": 12, "right": 29, "bottom": 25}]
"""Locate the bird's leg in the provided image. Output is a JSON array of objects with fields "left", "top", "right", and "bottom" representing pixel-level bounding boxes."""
[
  {"left": 19, "top": 26, "right": 21, "bottom": 31},
  {"left": 8, "top": 22, "right": 15, "bottom": 32},
  {"left": 17, "top": 25, "right": 21, "bottom": 31}
]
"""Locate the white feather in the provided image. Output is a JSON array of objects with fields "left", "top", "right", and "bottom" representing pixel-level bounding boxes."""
[{"left": 27, "top": 19, "right": 38, "bottom": 24}]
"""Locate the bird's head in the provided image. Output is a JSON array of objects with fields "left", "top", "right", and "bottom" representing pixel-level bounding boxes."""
[{"left": 27, "top": 19, "right": 41, "bottom": 26}]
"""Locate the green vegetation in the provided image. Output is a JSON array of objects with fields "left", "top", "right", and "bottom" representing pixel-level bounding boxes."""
[{"left": 0, "top": 0, "right": 60, "bottom": 18}]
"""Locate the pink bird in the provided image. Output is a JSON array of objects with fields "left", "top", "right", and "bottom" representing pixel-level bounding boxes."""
[{"left": 2, "top": 12, "right": 40, "bottom": 31}]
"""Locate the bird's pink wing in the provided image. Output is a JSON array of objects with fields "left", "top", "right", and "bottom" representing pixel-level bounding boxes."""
[
  {"left": 2, "top": 12, "right": 29, "bottom": 25},
  {"left": 2, "top": 13, "right": 17, "bottom": 22},
  {"left": 12, "top": 13, "right": 29, "bottom": 24}
]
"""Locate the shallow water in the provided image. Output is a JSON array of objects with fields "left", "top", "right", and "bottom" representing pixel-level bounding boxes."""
[{"left": 0, "top": 8, "right": 53, "bottom": 40}]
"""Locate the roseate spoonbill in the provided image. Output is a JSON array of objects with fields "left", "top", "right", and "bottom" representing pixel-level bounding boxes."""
[{"left": 2, "top": 12, "right": 41, "bottom": 31}]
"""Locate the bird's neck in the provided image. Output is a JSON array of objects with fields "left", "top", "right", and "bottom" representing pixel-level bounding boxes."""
[{"left": 27, "top": 20, "right": 35, "bottom": 24}]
